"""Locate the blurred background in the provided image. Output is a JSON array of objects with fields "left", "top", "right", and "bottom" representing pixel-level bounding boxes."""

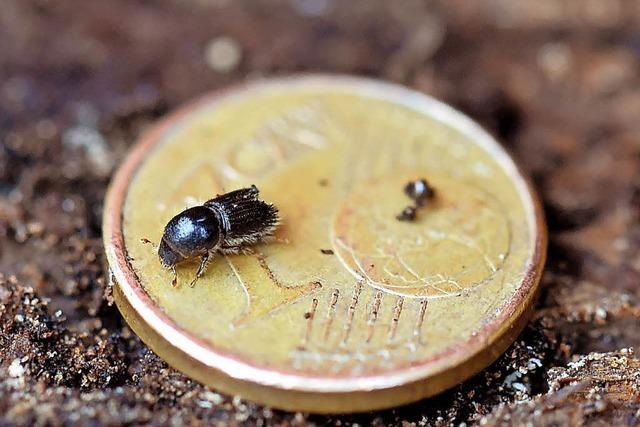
[{"left": 1, "top": 1, "right": 639, "bottom": 425}]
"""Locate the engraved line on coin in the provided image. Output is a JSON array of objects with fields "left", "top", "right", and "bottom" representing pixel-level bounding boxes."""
[
  {"left": 438, "top": 233, "right": 497, "bottom": 273},
  {"left": 334, "top": 233, "right": 456, "bottom": 298},
  {"left": 332, "top": 237, "right": 382, "bottom": 290},
  {"left": 392, "top": 250, "right": 454, "bottom": 295},
  {"left": 333, "top": 218, "right": 507, "bottom": 297},
  {"left": 225, "top": 256, "right": 252, "bottom": 327},
  {"left": 254, "top": 253, "right": 321, "bottom": 293},
  {"left": 330, "top": 173, "right": 517, "bottom": 299},
  {"left": 370, "top": 204, "right": 502, "bottom": 280},
  {"left": 366, "top": 291, "right": 383, "bottom": 343},
  {"left": 323, "top": 288, "right": 340, "bottom": 341},
  {"left": 387, "top": 297, "right": 405, "bottom": 342},
  {"left": 299, "top": 298, "right": 318, "bottom": 350},
  {"left": 340, "top": 281, "right": 364, "bottom": 347},
  {"left": 361, "top": 206, "right": 498, "bottom": 290},
  {"left": 255, "top": 253, "right": 281, "bottom": 286},
  {"left": 414, "top": 299, "right": 428, "bottom": 345},
  {"left": 224, "top": 253, "right": 322, "bottom": 327}
]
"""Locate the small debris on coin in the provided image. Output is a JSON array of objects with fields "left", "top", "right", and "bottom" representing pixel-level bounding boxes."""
[
  {"left": 320, "top": 248, "right": 334, "bottom": 255},
  {"left": 396, "top": 205, "right": 417, "bottom": 222},
  {"left": 397, "top": 178, "right": 436, "bottom": 221},
  {"left": 404, "top": 178, "right": 435, "bottom": 206}
]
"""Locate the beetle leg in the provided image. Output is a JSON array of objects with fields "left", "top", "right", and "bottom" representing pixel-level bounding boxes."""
[
  {"left": 189, "top": 251, "right": 212, "bottom": 287},
  {"left": 171, "top": 265, "right": 178, "bottom": 287}
]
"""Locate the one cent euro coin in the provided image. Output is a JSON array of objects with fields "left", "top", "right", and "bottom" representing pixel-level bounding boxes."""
[{"left": 103, "top": 76, "right": 546, "bottom": 413}]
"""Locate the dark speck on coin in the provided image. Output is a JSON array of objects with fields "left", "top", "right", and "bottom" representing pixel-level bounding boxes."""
[
  {"left": 404, "top": 178, "right": 435, "bottom": 206},
  {"left": 396, "top": 205, "right": 417, "bottom": 221}
]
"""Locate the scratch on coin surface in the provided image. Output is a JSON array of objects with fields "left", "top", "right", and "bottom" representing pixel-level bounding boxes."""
[
  {"left": 341, "top": 282, "right": 364, "bottom": 346},
  {"left": 395, "top": 254, "right": 453, "bottom": 295},
  {"left": 323, "top": 288, "right": 340, "bottom": 341},
  {"left": 224, "top": 255, "right": 251, "bottom": 327},
  {"left": 445, "top": 233, "right": 498, "bottom": 273},
  {"left": 333, "top": 236, "right": 372, "bottom": 283},
  {"left": 432, "top": 273, "right": 463, "bottom": 292},
  {"left": 388, "top": 297, "right": 404, "bottom": 342},
  {"left": 366, "top": 291, "right": 383, "bottom": 343}
]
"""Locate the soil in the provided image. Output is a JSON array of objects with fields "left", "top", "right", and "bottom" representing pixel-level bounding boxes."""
[{"left": 1, "top": 0, "right": 640, "bottom": 425}]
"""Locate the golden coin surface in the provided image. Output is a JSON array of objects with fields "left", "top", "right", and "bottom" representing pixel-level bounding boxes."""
[{"left": 103, "top": 76, "right": 546, "bottom": 413}]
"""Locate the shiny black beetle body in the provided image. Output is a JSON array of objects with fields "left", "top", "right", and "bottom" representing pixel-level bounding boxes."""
[{"left": 156, "top": 185, "right": 279, "bottom": 287}]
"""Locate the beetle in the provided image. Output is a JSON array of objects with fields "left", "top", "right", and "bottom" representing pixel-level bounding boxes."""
[{"left": 144, "top": 185, "right": 279, "bottom": 287}]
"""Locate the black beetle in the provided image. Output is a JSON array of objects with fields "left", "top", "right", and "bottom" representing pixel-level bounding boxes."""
[{"left": 144, "top": 185, "right": 279, "bottom": 287}]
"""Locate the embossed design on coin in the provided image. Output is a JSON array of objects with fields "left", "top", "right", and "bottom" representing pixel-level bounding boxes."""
[
  {"left": 332, "top": 173, "right": 511, "bottom": 298},
  {"left": 225, "top": 253, "right": 322, "bottom": 327}
]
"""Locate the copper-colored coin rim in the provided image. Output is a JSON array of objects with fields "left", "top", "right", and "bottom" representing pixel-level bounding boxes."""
[{"left": 103, "top": 75, "right": 547, "bottom": 400}]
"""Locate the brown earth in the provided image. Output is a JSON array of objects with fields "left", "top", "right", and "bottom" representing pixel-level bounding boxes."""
[{"left": 1, "top": 1, "right": 640, "bottom": 425}]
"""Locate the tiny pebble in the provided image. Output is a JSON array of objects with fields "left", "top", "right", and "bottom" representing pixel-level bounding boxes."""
[{"left": 205, "top": 36, "right": 242, "bottom": 73}]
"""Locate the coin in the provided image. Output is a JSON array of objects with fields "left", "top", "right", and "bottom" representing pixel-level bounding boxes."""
[{"left": 103, "top": 76, "right": 546, "bottom": 413}]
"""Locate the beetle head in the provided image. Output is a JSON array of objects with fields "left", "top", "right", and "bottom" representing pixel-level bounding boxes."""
[{"left": 158, "top": 238, "right": 184, "bottom": 268}]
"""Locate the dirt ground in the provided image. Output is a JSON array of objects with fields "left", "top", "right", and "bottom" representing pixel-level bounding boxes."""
[{"left": 1, "top": 1, "right": 640, "bottom": 425}]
